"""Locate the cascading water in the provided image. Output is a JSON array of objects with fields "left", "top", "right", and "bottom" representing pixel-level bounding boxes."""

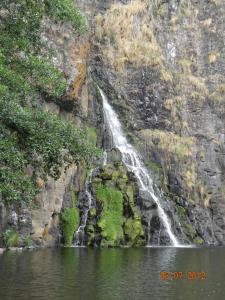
[
  {"left": 73, "top": 170, "right": 93, "bottom": 247},
  {"left": 99, "top": 87, "right": 181, "bottom": 247},
  {"left": 103, "top": 150, "right": 108, "bottom": 165}
]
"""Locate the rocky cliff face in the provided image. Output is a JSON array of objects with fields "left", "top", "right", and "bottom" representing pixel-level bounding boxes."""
[
  {"left": 91, "top": 0, "right": 225, "bottom": 245},
  {"left": 1, "top": 0, "right": 225, "bottom": 248},
  {"left": 0, "top": 2, "right": 101, "bottom": 248}
]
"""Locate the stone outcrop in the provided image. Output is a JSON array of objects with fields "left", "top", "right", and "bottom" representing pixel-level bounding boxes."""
[
  {"left": 82, "top": 155, "right": 146, "bottom": 247},
  {"left": 91, "top": 0, "right": 225, "bottom": 245},
  {"left": 1, "top": 0, "right": 225, "bottom": 248},
  {"left": 0, "top": 2, "right": 100, "bottom": 248}
]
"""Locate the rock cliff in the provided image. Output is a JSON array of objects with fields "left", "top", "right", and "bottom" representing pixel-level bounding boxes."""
[
  {"left": 1, "top": 0, "right": 225, "bottom": 248},
  {"left": 92, "top": 0, "right": 225, "bottom": 245}
]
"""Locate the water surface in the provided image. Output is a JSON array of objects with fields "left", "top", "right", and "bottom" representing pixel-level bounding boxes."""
[{"left": 0, "top": 247, "right": 224, "bottom": 300}]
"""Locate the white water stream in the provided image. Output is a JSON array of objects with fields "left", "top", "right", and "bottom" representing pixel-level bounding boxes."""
[
  {"left": 99, "top": 88, "right": 180, "bottom": 247},
  {"left": 74, "top": 170, "right": 93, "bottom": 246}
]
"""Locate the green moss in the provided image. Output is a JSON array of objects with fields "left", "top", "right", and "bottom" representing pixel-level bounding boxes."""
[
  {"left": 126, "top": 185, "right": 134, "bottom": 203},
  {"left": 71, "top": 190, "right": 78, "bottom": 208},
  {"left": 86, "top": 127, "right": 97, "bottom": 146},
  {"left": 124, "top": 217, "right": 145, "bottom": 246},
  {"left": 100, "top": 165, "right": 114, "bottom": 180},
  {"left": 96, "top": 185, "right": 124, "bottom": 246},
  {"left": 60, "top": 208, "right": 79, "bottom": 246},
  {"left": 194, "top": 236, "right": 204, "bottom": 245},
  {"left": 112, "top": 171, "right": 120, "bottom": 180},
  {"left": 24, "top": 235, "right": 33, "bottom": 248},
  {"left": 147, "top": 160, "right": 163, "bottom": 173},
  {"left": 116, "top": 178, "right": 127, "bottom": 191},
  {"left": 86, "top": 225, "right": 95, "bottom": 245},
  {"left": 89, "top": 207, "right": 96, "bottom": 218},
  {"left": 183, "top": 223, "right": 197, "bottom": 240},
  {"left": 177, "top": 206, "right": 186, "bottom": 218},
  {"left": 3, "top": 229, "right": 20, "bottom": 248}
]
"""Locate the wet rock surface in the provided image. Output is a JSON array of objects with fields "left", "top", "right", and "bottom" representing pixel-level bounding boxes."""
[{"left": 91, "top": 0, "right": 225, "bottom": 245}]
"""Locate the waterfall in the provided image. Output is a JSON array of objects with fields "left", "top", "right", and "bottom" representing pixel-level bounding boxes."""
[
  {"left": 99, "top": 88, "right": 180, "bottom": 247},
  {"left": 103, "top": 150, "right": 108, "bottom": 165},
  {"left": 73, "top": 170, "right": 93, "bottom": 247}
]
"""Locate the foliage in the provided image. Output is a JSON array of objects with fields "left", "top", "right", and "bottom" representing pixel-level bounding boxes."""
[
  {"left": 193, "top": 237, "right": 204, "bottom": 245},
  {"left": 60, "top": 208, "right": 79, "bottom": 246},
  {"left": 0, "top": 0, "right": 85, "bottom": 102},
  {"left": 0, "top": 2, "right": 98, "bottom": 206},
  {"left": 0, "top": 125, "right": 38, "bottom": 205},
  {"left": 0, "top": 95, "right": 99, "bottom": 205},
  {"left": 24, "top": 235, "right": 33, "bottom": 247},
  {"left": 3, "top": 229, "right": 20, "bottom": 248},
  {"left": 86, "top": 127, "right": 98, "bottom": 146},
  {"left": 45, "top": 0, "right": 86, "bottom": 32},
  {"left": 96, "top": 185, "right": 124, "bottom": 246}
]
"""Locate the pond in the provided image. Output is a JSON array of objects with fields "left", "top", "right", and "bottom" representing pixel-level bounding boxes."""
[{"left": 0, "top": 247, "right": 224, "bottom": 300}]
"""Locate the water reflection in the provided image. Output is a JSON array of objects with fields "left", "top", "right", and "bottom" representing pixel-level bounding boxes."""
[{"left": 0, "top": 247, "right": 224, "bottom": 300}]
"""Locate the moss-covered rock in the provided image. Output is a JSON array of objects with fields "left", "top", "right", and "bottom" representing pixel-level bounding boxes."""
[
  {"left": 116, "top": 178, "right": 127, "bottom": 190},
  {"left": 96, "top": 184, "right": 124, "bottom": 246},
  {"left": 194, "top": 236, "right": 204, "bottom": 245},
  {"left": 126, "top": 185, "right": 134, "bottom": 203},
  {"left": 86, "top": 161, "right": 145, "bottom": 247},
  {"left": 100, "top": 165, "right": 115, "bottom": 180},
  {"left": 177, "top": 205, "right": 186, "bottom": 218},
  {"left": 86, "top": 127, "right": 97, "bottom": 146},
  {"left": 89, "top": 207, "right": 96, "bottom": 218},
  {"left": 86, "top": 225, "right": 95, "bottom": 245},
  {"left": 60, "top": 207, "right": 79, "bottom": 246},
  {"left": 183, "top": 223, "right": 197, "bottom": 240},
  {"left": 124, "top": 217, "right": 145, "bottom": 246}
]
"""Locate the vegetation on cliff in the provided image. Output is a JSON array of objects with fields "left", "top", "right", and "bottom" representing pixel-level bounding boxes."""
[
  {"left": 96, "top": 184, "right": 124, "bottom": 246},
  {"left": 0, "top": 1, "right": 98, "bottom": 206},
  {"left": 84, "top": 163, "right": 145, "bottom": 247},
  {"left": 61, "top": 207, "right": 79, "bottom": 246}
]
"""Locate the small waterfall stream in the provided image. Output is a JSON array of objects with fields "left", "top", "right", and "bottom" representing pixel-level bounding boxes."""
[
  {"left": 99, "top": 88, "right": 180, "bottom": 247},
  {"left": 73, "top": 170, "right": 93, "bottom": 247}
]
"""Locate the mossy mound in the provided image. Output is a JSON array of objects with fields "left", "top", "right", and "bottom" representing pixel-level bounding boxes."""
[
  {"left": 89, "top": 162, "right": 146, "bottom": 247},
  {"left": 96, "top": 185, "right": 124, "bottom": 247},
  {"left": 124, "top": 217, "right": 145, "bottom": 246},
  {"left": 60, "top": 207, "right": 79, "bottom": 246}
]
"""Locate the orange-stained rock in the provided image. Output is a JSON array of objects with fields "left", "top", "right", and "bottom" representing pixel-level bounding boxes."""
[{"left": 68, "top": 40, "right": 90, "bottom": 99}]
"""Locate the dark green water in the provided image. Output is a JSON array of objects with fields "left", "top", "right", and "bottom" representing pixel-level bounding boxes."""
[{"left": 0, "top": 247, "right": 224, "bottom": 300}]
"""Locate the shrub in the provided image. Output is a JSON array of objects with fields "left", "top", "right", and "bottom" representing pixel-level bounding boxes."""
[
  {"left": 0, "top": 2, "right": 98, "bottom": 206},
  {"left": 45, "top": 0, "right": 86, "bottom": 32},
  {"left": 0, "top": 97, "right": 100, "bottom": 205},
  {"left": 24, "top": 235, "right": 33, "bottom": 248},
  {"left": 3, "top": 229, "right": 20, "bottom": 248}
]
